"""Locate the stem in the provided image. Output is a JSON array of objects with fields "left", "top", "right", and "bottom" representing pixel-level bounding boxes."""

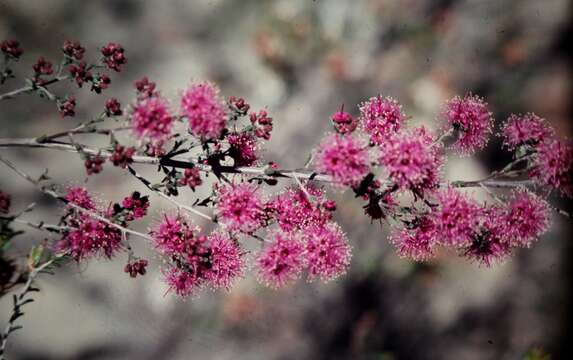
[
  {"left": 0, "top": 137, "right": 536, "bottom": 189},
  {"left": 127, "top": 166, "right": 216, "bottom": 223},
  {"left": 0, "top": 155, "right": 152, "bottom": 242},
  {"left": 0, "top": 257, "right": 59, "bottom": 359},
  {"left": 0, "top": 76, "right": 68, "bottom": 101}
]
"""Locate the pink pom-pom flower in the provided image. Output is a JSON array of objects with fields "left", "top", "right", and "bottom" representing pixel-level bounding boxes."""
[
  {"left": 359, "top": 96, "right": 406, "bottom": 145},
  {"left": 267, "top": 185, "right": 332, "bottom": 232},
  {"left": 501, "top": 113, "right": 554, "bottom": 150},
  {"left": 504, "top": 189, "right": 551, "bottom": 247},
  {"left": 205, "top": 232, "right": 244, "bottom": 290},
  {"left": 442, "top": 94, "right": 493, "bottom": 155},
  {"left": 256, "top": 231, "right": 306, "bottom": 288},
  {"left": 314, "top": 134, "right": 370, "bottom": 187},
  {"left": 431, "top": 187, "right": 482, "bottom": 247},
  {"left": 181, "top": 82, "right": 226, "bottom": 140},
  {"left": 530, "top": 139, "right": 573, "bottom": 197},
  {"left": 150, "top": 213, "right": 200, "bottom": 256},
  {"left": 390, "top": 216, "right": 437, "bottom": 261},
  {"left": 379, "top": 127, "right": 444, "bottom": 193},
  {"left": 304, "top": 223, "right": 351, "bottom": 281},
  {"left": 215, "top": 182, "right": 265, "bottom": 233},
  {"left": 130, "top": 95, "right": 174, "bottom": 140},
  {"left": 463, "top": 207, "right": 511, "bottom": 267}
]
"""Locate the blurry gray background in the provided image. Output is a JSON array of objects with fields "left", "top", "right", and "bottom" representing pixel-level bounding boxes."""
[{"left": 0, "top": 0, "right": 571, "bottom": 359}]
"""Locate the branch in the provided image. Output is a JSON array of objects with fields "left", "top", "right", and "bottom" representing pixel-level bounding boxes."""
[
  {"left": 0, "top": 155, "right": 152, "bottom": 242},
  {"left": 0, "top": 256, "right": 61, "bottom": 359},
  {"left": 0, "top": 137, "right": 536, "bottom": 189},
  {"left": 0, "top": 76, "right": 68, "bottom": 101}
]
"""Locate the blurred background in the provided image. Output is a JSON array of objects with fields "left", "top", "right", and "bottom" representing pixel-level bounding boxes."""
[{"left": 0, "top": 0, "right": 571, "bottom": 359}]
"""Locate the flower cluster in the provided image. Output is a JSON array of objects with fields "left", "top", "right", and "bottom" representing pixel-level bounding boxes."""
[
  {"left": 314, "top": 134, "right": 370, "bottom": 187},
  {"left": 56, "top": 187, "right": 141, "bottom": 261},
  {"left": 442, "top": 94, "right": 493, "bottom": 155},
  {"left": 130, "top": 95, "right": 174, "bottom": 140},
  {"left": 215, "top": 182, "right": 265, "bottom": 233},
  {"left": 501, "top": 113, "right": 554, "bottom": 150},
  {"left": 84, "top": 155, "right": 105, "bottom": 175},
  {"left": 150, "top": 214, "right": 244, "bottom": 296},
  {"left": 1, "top": 38, "right": 571, "bottom": 302},
  {"left": 379, "top": 127, "right": 444, "bottom": 193},
  {"left": 179, "top": 168, "right": 202, "bottom": 190},
  {"left": 124, "top": 259, "right": 148, "bottom": 278},
  {"left": 110, "top": 144, "right": 135, "bottom": 168},
  {"left": 1, "top": 39, "right": 23, "bottom": 59},
  {"left": 390, "top": 188, "right": 551, "bottom": 266},
  {"left": 359, "top": 96, "right": 406, "bottom": 145},
  {"left": 181, "top": 82, "right": 227, "bottom": 140},
  {"left": 101, "top": 42, "right": 127, "bottom": 72}
]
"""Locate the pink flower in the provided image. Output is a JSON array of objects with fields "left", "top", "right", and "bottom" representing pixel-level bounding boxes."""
[
  {"left": 164, "top": 265, "right": 200, "bottom": 297},
  {"left": 530, "top": 139, "right": 573, "bottom": 197},
  {"left": 216, "top": 182, "right": 265, "bottom": 233},
  {"left": 57, "top": 215, "right": 122, "bottom": 261},
  {"left": 331, "top": 108, "right": 357, "bottom": 134},
  {"left": 359, "top": 96, "right": 406, "bottom": 145},
  {"left": 179, "top": 168, "right": 202, "bottom": 190},
  {"left": 227, "top": 132, "right": 259, "bottom": 166},
  {"left": 64, "top": 186, "right": 96, "bottom": 210},
  {"left": 84, "top": 155, "right": 105, "bottom": 175},
  {"left": 105, "top": 98, "right": 122, "bottom": 117},
  {"left": 205, "top": 232, "right": 244, "bottom": 290},
  {"left": 314, "top": 134, "right": 370, "bottom": 187},
  {"left": 442, "top": 94, "right": 493, "bottom": 155},
  {"left": 62, "top": 40, "right": 85, "bottom": 60},
  {"left": 504, "top": 189, "right": 551, "bottom": 247},
  {"left": 1, "top": 39, "right": 23, "bottom": 59},
  {"left": 267, "top": 185, "right": 332, "bottom": 232},
  {"left": 181, "top": 82, "right": 226, "bottom": 140},
  {"left": 101, "top": 42, "right": 127, "bottom": 72},
  {"left": 110, "top": 144, "right": 135, "bottom": 168},
  {"left": 501, "top": 113, "right": 554, "bottom": 150},
  {"left": 379, "top": 127, "right": 444, "bottom": 193},
  {"left": 124, "top": 259, "right": 148, "bottom": 278},
  {"left": 256, "top": 231, "right": 305, "bottom": 288},
  {"left": 305, "top": 223, "right": 351, "bottom": 281},
  {"left": 131, "top": 96, "right": 174, "bottom": 140},
  {"left": 463, "top": 208, "right": 511, "bottom": 267},
  {"left": 390, "top": 216, "right": 437, "bottom": 261},
  {"left": 150, "top": 213, "right": 200, "bottom": 256},
  {"left": 431, "top": 187, "right": 482, "bottom": 247},
  {"left": 121, "top": 192, "right": 149, "bottom": 220}
]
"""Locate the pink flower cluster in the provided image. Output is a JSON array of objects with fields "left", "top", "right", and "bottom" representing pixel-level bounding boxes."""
[
  {"left": 215, "top": 182, "right": 265, "bottom": 233},
  {"left": 501, "top": 113, "right": 553, "bottom": 150},
  {"left": 499, "top": 112, "right": 572, "bottom": 197},
  {"left": 150, "top": 214, "right": 244, "bottom": 296},
  {"left": 130, "top": 95, "right": 174, "bottom": 140},
  {"left": 314, "top": 134, "right": 370, "bottom": 187},
  {"left": 442, "top": 94, "right": 493, "bottom": 155},
  {"left": 58, "top": 187, "right": 121, "bottom": 261},
  {"left": 256, "top": 224, "right": 351, "bottom": 288},
  {"left": 359, "top": 96, "right": 406, "bottom": 145},
  {"left": 379, "top": 127, "right": 444, "bottom": 193},
  {"left": 390, "top": 188, "right": 551, "bottom": 266},
  {"left": 181, "top": 82, "right": 227, "bottom": 140}
]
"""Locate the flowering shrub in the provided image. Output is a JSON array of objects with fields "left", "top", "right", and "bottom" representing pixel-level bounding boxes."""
[{"left": 0, "top": 39, "right": 571, "bottom": 355}]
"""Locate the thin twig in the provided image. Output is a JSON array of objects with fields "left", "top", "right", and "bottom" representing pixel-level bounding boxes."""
[
  {"left": 0, "top": 155, "right": 152, "bottom": 242},
  {"left": 0, "top": 76, "right": 68, "bottom": 101},
  {"left": 127, "top": 166, "right": 216, "bottom": 223}
]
